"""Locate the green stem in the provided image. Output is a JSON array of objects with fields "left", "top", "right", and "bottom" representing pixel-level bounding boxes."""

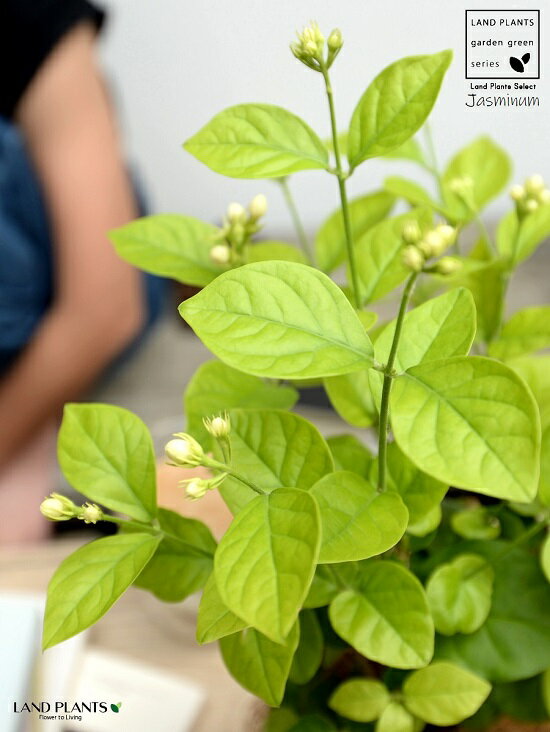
[
  {"left": 321, "top": 64, "right": 361, "bottom": 309},
  {"left": 100, "top": 515, "right": 212, "bottom": 557},
  {"left": 206, "top": 458, "right": 265, "bottom": 495},
  {"left": 423, "top": 122, "right": 444, "bottom": 201},
  {"left": 278, "top": 177, "right": 313, "bottom": 264},
  {"left": 377, "top": 272, "right": 419, "bottom": 492},
  {"left": 465, "top": 519, "right": 548, "bottom": 579}
]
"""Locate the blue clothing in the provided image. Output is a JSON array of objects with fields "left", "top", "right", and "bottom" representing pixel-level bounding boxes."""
[{"left": 0, "top": 116, "right": 165, "bottom": 375}]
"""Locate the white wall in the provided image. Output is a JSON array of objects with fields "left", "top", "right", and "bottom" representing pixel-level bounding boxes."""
[{"left": 97, "top": 0, "right": 549, "bottom": 234}]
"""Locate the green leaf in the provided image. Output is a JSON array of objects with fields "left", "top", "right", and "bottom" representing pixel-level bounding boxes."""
[
  {"left": 58, "top": 404, "right": 156, "bottom": 522},
  {"left": 374, "top": 288, "right": 476, "bottom": 372},
  {"left": 329, "top": 678, "right": 390, "bottom": 722},
  {"left": 219, "top": 623, "right": 299, "bottom": 706},
  {"left": 403, "top": 661, "right": 491, "bottom": 725},
  {"left": 544, "top": 669, "right": 550, "bottom": 716},
  {"left": 391, "top": 356, "right": 541, "bottom": 502},
  {"left": 217, "top": 409, "right": 333, "bottom": 514},
  {"left": 348, "top": 51, "right": 452, "bottom": 168},
  {"left": 43, "top": 533, "right": 160, "bottom": 649},
  {"left": 289, "top": 716, "right": 336, "bottom": 732},
  {"left": 436, "top": 541, "right": 550, "bottom": 681},
  {"left": 329, "top": 560, "right": 434, "bottom": 668},
  {"left": 247, "top": 241, "right": 308, "bottom": 264},
  {"left": 450, "top": 507, "right": 501, "bottom": 540},
  {"left": 382, "top": 137, "right": 427, "bottom": 167},
  {"left": 384, "top": 177, "right": 444, "bottom": 214},
  {"left": 184, "top": 360, "right": 298, "bottom": 446},
  {"left": 354, "top": 209, "right": 432, "bottom": 305},
  {"left": 497, "top": 205, "right": 550, "bottom": 264},
  {"left": 454, "top": 259, "right": 505, "bottom": 343},
  {"left": 132, "top": 509, "right": 215, "bottom": 602},
  {"left": 442, "top": 136, "right": 511, "bottom": 221},
  {"left": 426, "top": 554, "right": 494, "bottom": 635},
  {"left": 541, "top": 533, "right": 550, "bottom": 583},
  {"left": 215, "top": 488, "right": 320, "bottom": 642},
  {"left": 289, "top": 610, "right": 323, "bottom": 684},
  {"left": 183, "top": 104, "right": 328, "bottom": 178},
  {"left": 310, "top": 471, "right": 408, "bottom": 563},
  {"left": 326, "top": 435, "right": 374, "bottom": 477},
  {"left": 492, "top": 675, "right": 550, "bottom": 723},
  {"left": 303, "top": 565, "right": 340, "bottom": 609},
  {"left": 376, "top": 702, "right": 416, "bottom": 732},
  {"left": 315, "top": 191, "right": 395, "bottom": 273},
  {"left": 324, "top": 370, "right": 377, "bottom": 428},
  {"left": 179, "top": 261, "right": 374, "bottom": 379},
  {"left": 376, "top": 442, "right": 447, "bottom": 534},
  {"left": 196, "top": 573, "right": 247, "bottom": 644},
  {"left": 489, "top": 306, "right": 550, "bottom": 360},
  {"left": 109, "top": 214, "right": 221, "bottom": 286}
]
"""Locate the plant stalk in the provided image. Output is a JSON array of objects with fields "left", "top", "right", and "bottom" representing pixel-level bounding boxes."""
[
  {"left": 377, "top": 272, "right": 419, "bottom": 492},
  {"left": 101, "top": 515, "right": 212, "bottom": 557},
  {"left": 278, "top": 177, "right": 314, "bottom": 264},
  {"left": 321, "top": 64, "right": 361, "bottom": 309}
]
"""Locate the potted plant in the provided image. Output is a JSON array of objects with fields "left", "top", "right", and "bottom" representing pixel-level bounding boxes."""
[{"left": 40, "top": 22, "right": 550, "bottom": 731}]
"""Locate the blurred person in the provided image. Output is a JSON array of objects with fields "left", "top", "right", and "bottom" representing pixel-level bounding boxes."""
[{"left": 0, "top": 1, "right": 164, "bottom": 543}]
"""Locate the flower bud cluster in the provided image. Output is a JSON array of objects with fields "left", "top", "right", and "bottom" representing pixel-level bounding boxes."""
[
  {"left": 180, "top": 473, "right": 226, "bottom": 501},
  {"left": 40, "top": 493, "right": 104, "bottom": 524},
  {"left": 290, "top": 22, "right": 343, "bottom": 71},
  {"left": 401, "top": 221, "right": 461, "bottom": 276},
  {"left": 210, "top": 194, "right": 268, "bottom": 266},
  {"left": 509, "top": 174, "right": 550, "bottom": 217}
]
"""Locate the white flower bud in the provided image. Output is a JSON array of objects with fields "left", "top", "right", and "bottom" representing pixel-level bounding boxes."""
[
  {"left": 249, "top": 194, "right": 267, "bottom": 220},
  {"left": 305, "top": 39, "right": 318, "bottom": 54},
  {"left": 402, "top": 221, "right": 422, "bottom": 245},
  {"left": 184, "top": 478, "right": 210, "bottom": 501},
  {"left": 40, "top": 493, "right": 77, "bottom": 522},
  {"left": 434, "top": 224, "right": 457, "bottom": 248},
  {"left": 327, "top": 28, "right": 343, "bottom": 51},
  {"left": 510, "top": 184, "right": 525, "bottom": 201},
  {"left": 524, "top": 198, "right": 539, "bottom": 213},
  {"left": 539, "top": 189, "right": 550, "bottom": 204},
  {"left": 525, "top": 174, "right": 545, "bottom": 194},
  {"left": 402, "top": 245, "right": 425, "bottom": 272},
  {"left": 435, "top": 256, "right": 462, "bottom": 275},
  {"left": 165, "top": 434, "right": 205, "bottom": 467},
  {"left": 210, "top": 244, "right": 231, "bottom": 265},
  {"left": 203, "top": 414, "right": 231, "bottom": 439},
  {"left": 226, "top": 202, "right": 246, "bottom": 223},
  {"left": 79, "top": 503, "right": 103, "bottom": 524},
  {"left": 418, "top": 230, "right": 444, "bottom": 258}
]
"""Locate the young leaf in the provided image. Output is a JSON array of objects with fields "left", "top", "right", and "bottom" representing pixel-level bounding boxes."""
[
  {"left": 376, "top": 702, "right": 416, "bottom": 732},
  {"left": 196, "top": 573, "right": 247, "bottom": 644},
  {"left": 442, "top": 136, "right": 511, "bottom": 221},
  {"left": 43, "top": 533, "right": 160, "bottom": 649},
  {"left": 329, "top": 678, "right": 390, "bottom": 722},
  {"left": 326, "top": 434, "right": 374, "bottom": 477},
  {"left": 354, "top": 209, "right": 432, "bottom": 305},
  {"left": 247, "top": 241, "right": 308, "bottom": 264},
  {"left": 347, "top": 51, "right": 452, "bottom": 168},
  {"left": 374, "top": 288, "right": 476, "bottom": 372},
  {"left": 384, "top": 177, "right": 445, "bottom": 215},
  {"left": 329, "top": 560, "right": 434, "bottom": 668},
  {"left": 179, "top": 261, "right": 374, "bottom": 379},
  {"left": 436, "top": 541, "right": 550, "bottom": 681},
  {"left": 451, "top": 507, "right": 501, "bottom": 540},
  {"left": 183, "top": 103, "right": 328, "bottom": 178},
  {"left": 310, "top": 471, "right": 408, "bottom": 563},
  {"left": 58, "top": 404, "right": 157, "bottom": 522},
  {"left": 497, "top": 205, "right": 550, "bottom": 264},
  {"left": 391, "top": 356, "right": 541, "bottom": 502},
  {"left": 288, "top": 610, "right": 323, "bottom": 684},
  {"left": 324, "top": 370, "right": 377, "bottom": 428},
  {"left": 109, "top": 214, "right": 221, "bottom": 286},
  {"left": 489, "top": 306, "right": 550, "bottom": 360},
  {"left": 315, "top": 191, "right": 395, "bottom": 273},
  {"left": 382, "top": 137, "right": 427, "bottom": 167},
  {"left": 426, "top": 554, "right": 494, "bottom": 635},
  {"left": 219, "top": 623, "right": 299, "bottom": 706},
  {"left": 217, "top": 409, "right": 333, "bottom": 514},
  {"left": 403, "top": 662, "right": 491, "bottom": 725},
  {"left": 541, "top": 533, "right": 550, "bottom": 583},
  {"left": 215, "top": 488, "right": 320, "bottom": 643},
  {"left": 184, "top": 360, "right": 298, "bottom": 446},
  {"left": 132, "top": 508, "right": 216, "bottom": 602}
]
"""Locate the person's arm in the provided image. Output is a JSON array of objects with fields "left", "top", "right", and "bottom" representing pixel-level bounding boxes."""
[{"left": 0, "top": 22, "right": 144, "bottom": 468}]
